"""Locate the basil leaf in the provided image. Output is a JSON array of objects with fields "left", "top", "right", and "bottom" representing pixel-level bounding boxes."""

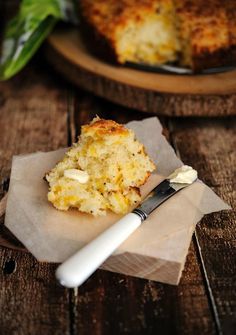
[{"left": 0, "top": 0, "right": 77, "bottom": 80}]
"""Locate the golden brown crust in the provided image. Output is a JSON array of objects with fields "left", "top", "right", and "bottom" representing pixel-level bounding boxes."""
[
  {"left": 79, "top": 0, "right": 236, "bottom": 71},
  {"left": 82, "top": 118, "right": 129, "bottom": 136},
  {"left": 79, "top": 0, "right": 161, "bottom": 64},
  {"left": 139, "top": 171, "right": 151, "bottom": 187},
  {"left": 46, "top": 117, "right": 156, "bottom": 215},
  {"left": 176, "top": 0, "right": 236, "bottom": 71},
  {"left": 225, "top": 1, "right": 236, "bottom": 64},
  {"left": 80, "top": 0, "right": 158, "bottom": 43},
  {"left": 79, "top": 12, "right": 119, "bottom": 64}
]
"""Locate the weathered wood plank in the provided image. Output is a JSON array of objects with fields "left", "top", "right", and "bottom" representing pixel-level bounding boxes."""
[
  {"left": 71, "top": 242, "right": 216, "bottom": 335},
  {"left": 72, "top": 94, "right": 217, "bottom": 335},
  {"left": 0, "top": 250, "right": 70, "bottom": 335},
  {"left": 0, "top": 62, "right": 71, "bottom": 335},
  {"left": 170, "top": 117, "right": 236, "bottom": 335}
]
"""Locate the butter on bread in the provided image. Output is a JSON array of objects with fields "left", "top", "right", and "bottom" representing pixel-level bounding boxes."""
[{"left": 46, "top": 117, "right": 156, "bottom": 216}]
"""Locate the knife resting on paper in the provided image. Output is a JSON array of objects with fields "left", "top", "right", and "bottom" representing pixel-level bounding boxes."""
[{"left": 56, "top": 169, "right": 197, "bottom": 288}]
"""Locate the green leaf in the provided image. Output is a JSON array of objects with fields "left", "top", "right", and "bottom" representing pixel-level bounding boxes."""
[{"left": 0, "top": 0, "right": 77, "bottom": 81}]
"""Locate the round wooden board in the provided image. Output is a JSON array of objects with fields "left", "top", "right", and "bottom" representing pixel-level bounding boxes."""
[{"left": 45, "top": 27, "right": 236, "bottom": 117}]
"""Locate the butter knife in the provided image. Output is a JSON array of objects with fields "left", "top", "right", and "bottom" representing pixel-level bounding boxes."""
[{"left": 56, "top": 178, "right": 196, "bottom": 288}]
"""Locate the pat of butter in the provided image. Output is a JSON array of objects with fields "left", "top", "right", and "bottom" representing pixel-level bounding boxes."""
[
  {"left": 168, "top": 165, "right": 197, "bottom": 184},
  {"left": 64, "top": 169, "right": 89, "bottom": 183}
]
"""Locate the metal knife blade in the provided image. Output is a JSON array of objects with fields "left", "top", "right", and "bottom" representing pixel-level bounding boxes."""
[{"left": 133, "top": 179, "right": 192, "bottom": 221}]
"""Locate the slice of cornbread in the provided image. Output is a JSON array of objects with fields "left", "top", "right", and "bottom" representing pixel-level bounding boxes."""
[
  {"left": 80, "top": 0, "right": 181, "bottom": 65},
  {"left": 46, "top": 117, "right": 156, "bottom": 216},
  {"left": 175, "top": 0, "right": 232, "bottom": 71}
]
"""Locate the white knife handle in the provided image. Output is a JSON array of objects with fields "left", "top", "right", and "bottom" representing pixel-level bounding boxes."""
[{"left": 56, "top": 213, "right": 142, "bottom": 288}]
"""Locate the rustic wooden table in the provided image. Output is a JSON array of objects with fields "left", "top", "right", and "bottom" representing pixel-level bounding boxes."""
[{"left": 0, "top": 3, "right": 235, "bottom": 335}]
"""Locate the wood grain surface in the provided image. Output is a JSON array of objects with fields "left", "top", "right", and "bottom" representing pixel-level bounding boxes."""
[
  {"left": 0, "top": 65, "right": 217, "bottom": 335},
  {"left": 0, "top": 59, "right": 71, "bottom": 335},
  {"left": 0, "top": 2, "right": 235, "bottom": 334},
  {"left": 170, "top": 118, "right": 236, "bottom": 334}
]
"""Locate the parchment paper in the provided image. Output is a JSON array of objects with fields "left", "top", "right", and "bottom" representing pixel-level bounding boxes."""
[{"left": 5, "top": 117, "right": 230, "bottom": 274}]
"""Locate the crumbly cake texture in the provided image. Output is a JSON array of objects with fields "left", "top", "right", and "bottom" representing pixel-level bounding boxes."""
[
  {"left": 80, "top": 0, "right": 181, "bottom": 66},
  {"left": 79, "top": 0, "right": 236, "bottom": 71},
  {"left": 46, "top": 118, "right": 156, "bottom": 216}
]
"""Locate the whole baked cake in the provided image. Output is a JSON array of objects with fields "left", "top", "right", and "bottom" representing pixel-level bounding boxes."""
[
  {"left": 46, "top": 117, "right": 155, "bottom": 216},
  {"left": 79, "top": 0, "right": 236, "bottom": 71}
]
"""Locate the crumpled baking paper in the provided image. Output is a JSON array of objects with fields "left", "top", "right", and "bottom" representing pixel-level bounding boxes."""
[{"left": 4, "top": 117, "right": 230, "bottom": 284}]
